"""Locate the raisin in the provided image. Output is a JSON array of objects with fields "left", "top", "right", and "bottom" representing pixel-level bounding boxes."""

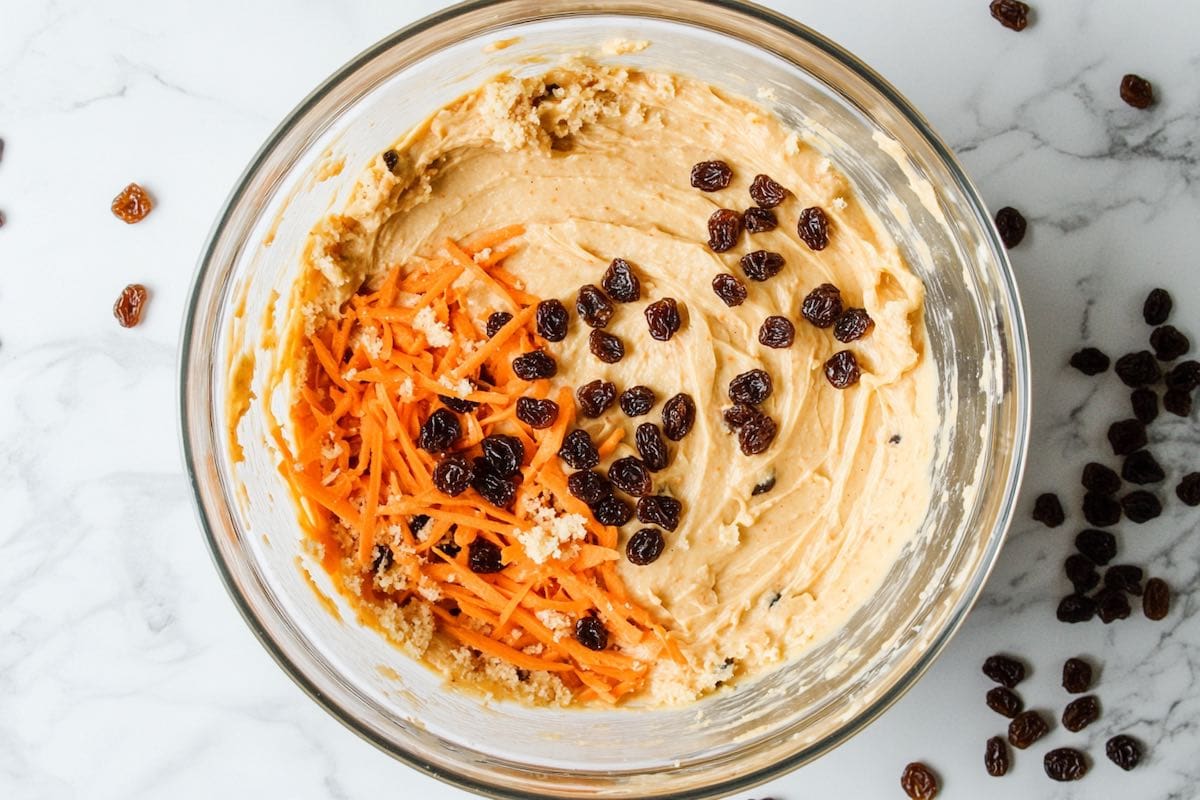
[
  {"left": 801, "top": 283, "right": 843, "bottom": 328},
  {"left": 1105, "top": 564, "right": 1144, "bottom": 595},
  {"left": 535, "top": 299, "right": 569, "bottom": 341},
  {"left": 1178, "top": 472, "right": 1200, "bottom": 506},
  {"left": 512, "top": 349, "right": 557, "bottom": 380},
  {"left": 986, "top": 686, "right": 1024, "bottom": 718},
  {"left": 738, "top": 412, "right": 778, "bottom": 455},
  {"left": 371, "top": 544, "right": 394, "bottom": 573},
  {"left": 1081, "top": 491, "right": 1122, "bottom": 527},
  {"left": 1057, "top": 593, "right": 1097, "bottom": 623},
  {"left": 1120, "top": 74, "right": 1155, "bottom": 109},
  {"left": 601, "top": 257, "right": 641, "bottom": 303},
  {"left": 471, "top": 459, "right": 520, "bottom": 509},
  {"left": 619, "top": 385, "right": 656, "bottom": 417},
  {"left": 724, "top": 403, "right": 762, "bottom": 429},
  {"left": 729, "top": 369, "right": 773, "bottom": 405},
  {"left": 1096, "top": 587, "right": 1132, "bottom": 623},
  {"left": 626, "top": 527, "right": 665, "bottom": 565},
  {"left": 1131, "top": 388, "right": 1159, "bottom": 423},
  {"left": 993, "top": 206, "right": 1027, "bottom": 248},
  {"left": 589, "top": 329, "right": 626, "bottom": 363},
  {"left": 1044, "top": 748, "right": 1088, "bottom": 782},
  {"left": 662, "top": 393, "right": 696, "bottom": 441},
  {"left": 637, "top": 494, "right": 682, "bottom": 531},
  {"left": 558, "top": 429, "right": 599, "bottom": 470},
  {"left": 409, "top": 515, "right": 430, "bottom": 538},
  {"left": 481, "top": 434, "right": 525, "bottom": 477},
  {"left": 567, "top": 470, "right": 612, "bottom": 505},
  {"left": 608, "top": 457, "right": 652, "bottom": 497},
  {"left": 468, "top": 538, "right": 505, "bottom": 573},
  {"left": 824, "top": 350, "right": 861, "bottom": 389},
  {"left": 644, "top": 298, "right": 682, "bottom": 341},
  {"left": 1069, "top": 347, "right": 1110, "bottom": 375},
  {"left": 418, "top": 408, "right": 461, "bottom": 453},
  {"left": 1163, "top": 389, "right": 1193, "bottom": 417},
  {"left": 1065, "top": 554, "right": 1099, "bottom": 593},
  {"left": 1106, "top": 735, "right": 1141, "bottom": 771},
  {"left": 1081, "top": 463, "right": 1121, "bottom": 495},
  {"left": 1062, "top": 658, "right": 1093, "bottom": 694},
  {"left": 576, "top": 380, "right": 617, "bottom": 418},
  {"left": 711, "top": 273, "right": 748, "bottom": 306},
  {"left": 1150, "top": 325, "right": 1190, "bottom": 361},
  {"left": 707, "top": 208, "right": 743, "bottom": 252},
  {"left": 690, "top": 160, "right": 733, "bottom": 191},
  {"left": 635, "top": 423, "right": 670, "bottom": 471},
  {"left": 1062, "top": 695, "right": 1100, "bottom": 732},
  {"left": 113, "top": 284, "right": 149, "bottom": 328},
  {"left": 752, "top": 475, "right": 776, "bottom": 495},
  {"left": 382, "top": 149, "right": 399, "bottom": 172},
  {"left": 439, "top": 537, "right": 461, "bottom": 559},
  {"left": 1032, "top": 493, "right": 1065, "bottom": 527},
  {"left": 797, "top": 206, "right": 830, "bottom": 250},
  {"left": 899, "top": 762, "right": 938, "bottom": 800},
  {"left": 575, "top": 615, "right": 609, "bottom": 650},
  {"left": 759, "top": 316, "right": 795, "bottom": 349},
  {"left": 1107, "top": 418, "right": 1147, "bottom": 455},
  {"left": 1143, "top": 288, "right": 1172, "bottom": 325},
  {"left": 1075, "top": 529, "right": 1116, "bottom": 566},
  {"left": 1165, "top": 359, "right": 1200, "bottom": 391},
  {"left": 576, "top": 284, "right": 614, "bottom": 328},
  {"left": 834, "top": 308, "right": 874, "bottom": 343},
  {"left": 1122, "top": 450, "right": 1164, "bottom": 484},
  {"left": 1121, "top": 490, "right": 1161, "bottom": 523},
  {"left": 983, "top": 654, "right": 1026, "bottom": 688},
  {"left": 515, "top": 397, "right": 559, "bottom": 429},
  {"left": 433, "top": 455, "right": 474, "bottom": 496},
  {"left": 743, "top": 206, "right": 778, "bottom": 233},
  {"left": 739, "top": 250, "right": 785, "bottom": 282},
  {"left": 111, "top": 183, "right": 154, "bottom": 223},
  {"left": 1114, "top": 351, "right": 1161, "bottom": 387},
  {"left": 989, "top": 0, "right": 1030, "bottom": 31},
  {"left": 1007, "top": 710, "right": 1048, "bottom": 749},
  {"left": 985, "top": 736, "right": 1010, "bottom": 777},
  {"left": 1144, "top": 577, "right": 1170, "bottom": 620},
  {"left": 750, "top": 173, "right": 788, "bottom": 208},
  {"left": 486, "top": 311, "right": 514, "bottom": 337},
  {"left": 590, "top": 493, "right": 634, "bottom": 527}
]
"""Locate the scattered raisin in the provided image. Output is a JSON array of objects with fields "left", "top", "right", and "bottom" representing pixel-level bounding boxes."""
[
  {"left": 418, "top": 408, "right": 461, "bottom": 453},
  {"left": 707, "top": 208, "right": 743, "bottom": 252},
  {"left": 382, "top": 149, "right": 399, "bottom": 172},
  {"left": 1143, "top": 287, "right": 1172, "bottom": 325},
  {"left": 1163, "top": 389, "right": 1193, "bottom": 417},
  {"left": 724, "top": 403, "right": 761, "bottom": 428},
  {"left": 558, "top": 429, "right": 600, "bottom": 470},
  {"left": 1075, "top": 529, "right": 1116, "bottom": 566},
  {"left": 1082, "top": 492, "right": 1122, "bottom": 527},
  {"left": 1150, "top": 325, "right": 1190, "bottom": 361},
  {"left": 983, "top": 654, "right": 1026, "bottom": 688},
  {"left": 1081, "top": 463, "right": 1121, "bottom": 495},
  {"left": 900, "top": 762, "right": 939, "bottom": 800},
  {"left": 608, "top": 457, "right": 652, "bottom": 497},
  {"left": 738, "top": 412, "right": 778, "bottom": 455},
  {"left": 1106, "top": 735, "right": 1141, "bottom": 771},
  {"left": 1114, "top": 351, "right": 1161, "bottom": 387},
  {"left": 576, "top": 284, "right": 614, "bottom": 329},
  {"left": 515, "top": 397, "right": 559, "bottom": 429},
  {"left": 512, "top": 350, "right": 557, "bottom": 380},
  {"left": 1122, "top": 450, "right": 1164, "bottom": 484},
  {"left": 662, "top": 393, "right": 696, "bottom": 441},
  {"left": 1176, "top": 472, "right": 1200, "bottom": 506},
  {"left": 468, "top": 538, "right": 505, "bottom": 573},
  {"left": 739, "top": 249, "right": 785, "bottom": 282},
  {"left": 602, "top": 258, "right": 641, "bottom": 303},
  {"left": 471, "top": 459, "right": 520, "bottom": 509},
  {"left": 409, "top": 515, "right": 431, "bottom": 538},
  {"left": 834, "top": 308, "right": 874, "bottom": 343},
  {"left": 1062, "top": 695, "right": 1100, "bottom": 732},
  {"left": 111, "top": 183, "right": 153, "bottom": 223},
  {"left": 989, "top": 0, "right": 1030, "bottom": 31},
  {"left": 729, "top": 369, "right": 773, "bottom": 405},
  {"left": 1121, "top": 490, "right": 1161, "bottom": 523},
  {"left": 797, "top": 206, "right": 830, "bottom": 250},
  {"left": 575, "top": 615, "right": 609, "bottom": 650},
  {"left": 113, "top": 284, "right": 149, "bottom": 328},
  {"left": 618, "top": 386, "right": 655, "bottom": 417},
  {"left": 635, "top": 423, "right": 670, "bottom": 471},
  {"left": 690, "top": 160, "right": 733, "bottom": 191},
  {"left": 802, "top": 283, "right": 843, "bottom": 328},
  {"left": 626, "top": 527, "right": 665, "bottom": 565},
  {"left": 824, "top": 350, "right": 861, "bottom": 389},
  {"left": 1065, "top": 554, "right": 1099, "bottom": 593},
  {"left": 752, "top": 475, "right": 776, "bottom": 495},
  {"left": 1032, "top": 493, "right": 1065, "bottom": 527},
  {"left": 591, "top": 494, "right": 634, "bottom": 527},
  {"left": 1057, "top": 593, "right": 1097, "bottom": 623},
  {"left": 644, "top": 298, "right": 682, "bottom": 341},
  {"left": 371, "top": 544, "right": 393, "bottom": 573},
  {"left": 481, "top": 434, "right": 524, "bottom": 476},
  {"left": 994, "top": 206, "right": 1027, "bottom": 248},
  {"left": 986, "top": 686, "right": 1024, "bottom": 718},
  {"left": 711, "top": 273, "right": 748, "bottom": 306},
  {"left": 1044, "top": 748, "right": 1088, "bottom": 782},
  {"left": 759, "top": 316, "right": 795, "bottom": 349},
  {"left": 1120, "top": 74, "right": 1155, "bottom": 109},
  {"left": 568, "top": 470, "right": 612, "bottom": 505},
  {"left": 1096, "top": 588, "right": 1132, "bottom": 623},
  {"left": 637, "top": 494, "right": 682, "bottom": 531},
  {"left": 1131, "top": 388, "right": 1159, "bottom": 423},
  {"left": 1165, "top": 359, "right": 1200, "bottom": 391},
  {"left": 1105, "top": 564, "right": 1144, "bottom": 595},
  {"left": 486, "top": 311, "right": 513, "bottom": 337},
  {"left": 433, "top": 455, "right": 474, "bottom": 496},
  {"left": 985, "top": 736, "right": 1010, "bottom": 777},
  {"left": 589, "top": 330, "right": 626, "bottom": 363},
  {"left": 1008, "top": 710, "right": 1048, "bottom": 749},
  {"left": 1143, "top": 577, "right": 1170, "bottom": 620},
  {"left": 535, "top": 299, "right": 569, "bottom": 341},
  {"left": 1107, "top": 418, "right": 1147, "bottom": 456},
  {"left": 1069, "top": 347, "right": 1110, "bottom": 375},
  {"left": 743, "top": 206, "right": 778, "bottom": 233},
  {"left": 750, "top": 173, "right": 788, "bottom": 208},
  {"left": 1062, "top": 658, "right": 1093, "bottom": 694}
]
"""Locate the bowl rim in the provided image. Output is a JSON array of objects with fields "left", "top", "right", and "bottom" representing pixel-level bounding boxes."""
[{"left": 179, "top": 1, "right": 1031, "bottom": 796}]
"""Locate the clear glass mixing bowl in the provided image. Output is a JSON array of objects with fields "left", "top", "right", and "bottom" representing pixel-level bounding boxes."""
[{"left": 180, "top": 2, "right": 1029, "bottom": 797}]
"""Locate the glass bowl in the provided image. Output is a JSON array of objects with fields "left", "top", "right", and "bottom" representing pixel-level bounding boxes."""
[{"left": 180, "top": 1, "right": 1029, "bottom": 797}]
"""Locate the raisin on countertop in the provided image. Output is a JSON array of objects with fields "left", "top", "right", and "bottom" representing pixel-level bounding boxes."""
[
  {"left": 111, "top": 183, "right": 154, "bottom": 223},
  {"left": 1008, "top": 710, "right": 1048, "bottom": 749},
  {"left": 1106, "top": 735, "right": 1141, "bottom": 771},
  {"left": 994, "top": 206, "right": 1027, "bottom": 248},
  {"left": 1069, "top": 347, "right": 1110, "bottom": 375},
  {"left": 989, "top": 0, "right": 1030, "bottom": 31},
  {"left": 985, "top": 736, "right": 1010, "bottom": 777},
  {"left": 1062, "top": 657, "right": 1092, "bottom": 693},
  {"left": 1114, "top": 351, "right": 1161, "bottom": 387},
  {"left": 986, "top": 686, "right": 1024, "bottom": 718},
  {"left": 1178, "top": 472, "right": 1200, "bottom": 506},
  {"left": 114, "top": 284, "right": 149, "bottom": 328},
  {"left": 900, "top": 762, "right": 939, "bottom": 800},
  {"left": 1105, "top": 564, "right": 1144, "bottom": 595},
  {"left": 1065, "top": 554, "right": 1099, "bottom": 593},
  {"left": 1150, "top": 325, "right": 1190, "bottom": 361},
  {"left": 983, "top": 654, "right": 1026, "bottom": 688},
  {"left": 797, "top": 206, "right": 830, "bottom": 250},
  {"left": 1122, "top": 450, "right": 1164, "bottom": 484},
  {"left": 1081, "top": 462, "right": 1121, "bottom": 495},
  {"left": 1131, "top": 388, "right": 1159, "bottom": 423},
  {"left": 1057, "top": 594, "right": 1097, "bottom": 623},
  {"left": 1032, "top": 493, "right": 1065, "bottom": 527},
  {"left": 1143, "top": 287, "right": 1172, "bottom": 324},
  {"left": 1044, "top": 748, "right": 1088, "bottom": 782},
  {"left": 1096, "top": 587, "right": 1132, "bottom": 623},
  {"left": 690, "top": 160, "right": 732, "bottom": 191},
  {"left": 1075, "top": 529, "right": 1116, "bottom": 565},
  {"left": 1082, "top": 491, "right": 1122, "bottom": 527},
  {"left": 1062, "top": 695, "right": 1100, "bottom": 732},
  {"left": 1165, "top": 360, "right": 1200, "bottom": 391},
  {"left": 1120, "top": 74, "right": 1155, "bottom": 109},
  {"left": 1143, "top": 578, "right": 1170, "bottom": 620},
  {"left": 1107, "top": 418, "right": 1147, "bottom": 456},
  {"left": 602, "top": 258, "right": 641, "bottom": 303},
  {"left": 1163, "top": 389, "right": 1193, "bottom": 417},
  {"left": 1121, "top": 490, "right": 1162, "bottom": 523}
]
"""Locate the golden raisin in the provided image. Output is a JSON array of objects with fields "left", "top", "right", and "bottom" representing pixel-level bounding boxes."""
[{"left": 111, "top": 183, "right": 154, "bottom": 223}]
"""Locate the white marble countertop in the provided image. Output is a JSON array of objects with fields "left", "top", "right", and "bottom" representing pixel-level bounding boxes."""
[{"left": 2, "top": 1, "right": 1197, "bottom": 797}]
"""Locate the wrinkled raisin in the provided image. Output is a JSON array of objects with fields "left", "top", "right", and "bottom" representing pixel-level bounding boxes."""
[
  {"left": 986, "top": 686, "right": 1024, "bottom": 718},
  {"left": 113, "top": 284, "right": 149, "bottom": 328},
  {"left": 1120, "top": 74, "right": 1155, "bottom": 109},
  {"left": 985, "top": 736, "right": 1010, "bottom": 777},
  {"left": 738, "top": 413, "right": 778, "bottom": 455},
  {"left": 371, "top": 544, "right": 393, "bottom": 573},
  {"left": 797, "top": 206, "right": 830, "bottom": 250},
  {"left": 1143, "top": 287, "right": 1172, "bottom": 325},
  {"left": 619, "top": 385, "right": 656, "bottom": 417},
  {"left": 558, "top": 429, "right": 599, "bottom": 470},
  {"left": 1062, "top": 658, "right": 1093, "bottom": 694},
  {"left": 1082, "top": 491, "right": 1121, "bottom": 527},
  {"left": 1114, "top": 351, "right": 1161, "bottom": 387},
  {"left": 729, "top": 369, "right": 773, "bottom": 405},
  {"left": 989, "top": 0, "right": 1030, "bottom": 31},
  {"left": 471, "top": 459, "right": 520, "bottom": 509},
  {"left": 1065, "top": 554, "right": 1099, "bottom": 593},
  {"left": 1107, "top": 418, "right": 1147, "bottom": 455},
  {"left": 637, "top": 494, "right": 682, "bottom": 531},
  {"left": 739, "top": 249, "right": 785, "bottom": 282},
  {"left": 983, "top": 654, "right": 1026, "bottom": 688},
  {"left": 626, "top": 527, "right": 665, "bottom": 565},
  {"left": 1178, "top": 472, "right": 1200, "bottom": 506},
  {"left": 409, "top": 515, "right": 431, "bottom": 538},
  {"left": 468, "top": 538, "right": 505, "bottom": 573},
  {"left": 1044, "top": 748, "right": 1088, "bottom": 782},
  {"left": 1163, "top": 389, "right": 1192, "bottom": 417},
  {"left": 590, "top": 493, "right": 634, "bottom": 527},
  {"left": 1121, "top": 490, "right": 1161, "bottom": 523},
  {"left": 1165, "top": 359, "right": 1200, "bottom": 391},
  {"left": 824, "top": 350, "right": 861, "bottom": 389},
  {"left": 1106, "top": 735, "right": 1141, "bottom": 771},
  {"left": 711, "top": 273, "right": 748, "bottom": 306},
  {"left": 535, "top": 299, "right": 569, "bottom": 341},
  {"left": 576, "top": 284, "right": 614, "bottom": 328},
  {"left": 1062, "top": 695, "right": 1100, "bottom": 732},
  {"left": 1075, "top": 529, "right": 1116, "bottom": 565},
  {"left": 419, "top": 408, "right": 461, "bottom": 453},
  {"left": 900, "top": 762, "right": 938, "bottom": 800},
  {"left": 516, "top": 396, "right": 559, "bottom": 429},
  {"left": 724, "top": 402, "right": 762, "bottom": 428},
  {"left": 381, "top": 149, "right": 400, "bottom": 172},
  {"left": 690, "top": 160, "right": 732, "bottom": 191},
  {"left": 1122, "top": 450, "right": 1164, "bottom": 484},
  {"left": 111, "top": 183, "right": 153, "bottom": 223},
  {"left": 635, "top": 423, "right": 670, "bottom": 471},
  {"left": 1081, "top": 463, "right": 1121, "bottom": 495},
  {"left": 439, "top": 392, "right": 478, "bottom": 413},
  {"left": 645, "top": 298, "right": 682, "bottom": 341},
  {"left": 834, "top": 308, "right": 874, "bottom": 343},
  {"left": 1096, "top": 588, "right": 1132, "bottom": 623},
  {"left": 1032, "top": 493, "right": 1065, "bottom": 527},
  {"left": 1144, "top": 577, "right": 1170, "bottom": 620},
  {"left": 662, "top": 393, "right": 696, "bottom": 441},
  {"left": 481, "top": 434, "right": 524, "bottom": 477},
  {"left": 802, "top": 283, "right": 843, "bottom": 328},
  {"left": 1057, "top": 593, "right": 1097, "bottom": 623},
  {"left": 602, "top": 258, "right": 641, "bottom": 303},
  {"left": 750, "top": 173, "right": 788, "bottom": 208},
  {"left": 567, "top": 469, "right": 612, "bottom": 505},
  {"left": 575, "top": 615, "right": 609, "bottom": 650},
  {"left": 743, "top": 206, "right": 778, "bottom": 233},
  {"left": 759, "top": 316, "right": 795, "bottom": 349},
  {"left": 512, "top": 350, "right": 557, "bottom": 380},
  {"left": 1105, "top": 564, "right": 1144, "bottom": 595},
  {"left": 589, "top": 330, "right": 625, "bottom": 363},
  {"left": 486, "top": 311, "right": 513, "bottom": 337},
  {"left": 994, "top": 206, "right": 1027, "bottom": 247},
  {"left": 707, "top": 208, "right": 743, "bottom": 252},
  {"left": 1131, "top": 388, "right": 1159, "bottom": 423},
  {"left": 1007, "top": 710, "right": 1048, "bottom": 749},
  {"left": 433, "top": 455, "right": 474, "bottom": 496},
  {"left": 1069, "top": 347, "right": 1110, "bottom": 375},
  {"left": 608, "top": 457, "right": 652, "bottom": 497},
  {"left": 1150, "top": 325, "right": 1189, "bottom": 361},
  {"left": 752, "top": 475, "right": 776, "bottom": 495}
]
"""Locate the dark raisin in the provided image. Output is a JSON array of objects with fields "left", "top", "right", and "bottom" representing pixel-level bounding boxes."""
[
  {"left": 589, "top": 330, "right": 625, "bottom": 363},
  {"left": 1143, "top": 287, "right": 1172, "bottom": 325},
  {"left": 409, "top": 515, "right": 431, "bottom": 537},
  {"left": 802, "top": 283, "right": 843, "bottom": 328},
  {"left": 468, "top": 538, "right": 505, "bottom": 573},
  {"left": 690, "top": 160, "right": 732, "bottom": 191},
  {"left": 1105, "top": 564, "right": 1144, "bottom": 595},
  {"left": 739, "top": 249, "right": 785, "bottom": 282},
  {"left": 707, "top": 208, "right": 743, "bottom": 252},
  {"left": 1057, "top": 593, "right": 1097, "bottom": 623},
  {"left": 1075, "top": 529, "right": 1116, "bottom": 566},
  {"left": 1131, "top": 388, "right": 1159, "bottom": 423},
  {"left": 1120, "top": 74, "right": 1155, "bottom": 109},
  {"left": 602, "top": 258, "right": 641, "bottom": 303},
  {"left": 1114, "top": 351, "right": 1161, "bottom": 387},
  {"left": 738, "top": 412, "right": 778, "bottom": 455},
  {"left": 729, "top": 369, "right": 773, "bottom": 405},
  {"left": 590, "top": 493, "right": 634, "bottom": 527},
  {"left": 439, "top": 392, "right": 478, "bottom": 413},
  {"left": 1165, "top": 360, "right": 1200, "bottom": 391},
  {"left": 486, "top": 311, "right": 514, "bottom": 337},
  {"left": 759, "top": 316, "right": 795, "bottom": 349},
  {"left": 114, "top": 284, "right": 149, "bottom": 328},
  {"left": 382, "top": 149, "right": 400, "bottom": 172},
  {"left": 711, "top": 273, "right": 748, "bottom": 306},
  {"left": 1121, "top": 490, "right": 1161, "bottom": 523},
  {"left": 985, "top": 736, "right": 1010, "bottom": 777},
  {"left": 644, "top": 298, "right": 682, "bottom": 341},
  {"left": 824, "top": 350, "right": 861, "bottom": 389},
  {"left": 1081, "top": 463, "right": 1121, "bottom": 495},
  {"left": 743, "top": 206, "right": 778, "bottom": 233},
  {"left": 983, "top": 654, "right": 1026, "bottom": 688},
  {"left": 575, "top": 615, "right": 609, "bottom": 650},
  {"left": 471, "top": 459, "right": 520, "bottom": 509},
  {"left": 635, "top": 423, "right": 670, "bottom": 471},
  {"left": 619, "top": 386, "right": 656, "bottom": 417},
  {"left": 576, "top": 284, "right": 614, "bottom": 328},
  {"left": 1032, "top": 493, "right": 1065, "bottom": 527},
  {"left": 1082, "top": 492, "right": 1122, "bottom": 527},
  {"left": 535, "top": 299, "right": 569, "bottom": 342},
  {"left": 797, "top": 206, "right": 830, "bottom": 250},
  {"left": 1069, "top": 347, "right": 1110, "bottom": 375},
  {"left": 899, "top": 762, "right": 938, "bottom": 800},
  {"left": 1143, "top": 577, "right": 1170, "bottom": 620},
  {"left": 1178, "top": 472, "right": 1200, "bottom": 506},
  {"left": 723, "top": 403, "right": 762, "bottom": 429},
  {"left": 1062, "top": 695, "right": 1100, "bottom": 732},
  {"left": 558, "top": 429, "right": 599, "bottom": 470},
  {"left": 1007, "top": 710, "right": 1048, "bottom": 749},
  {"left": 111, "top": 183, "right": 154, "bottom": 223},
  {"left": 993, "top": 206, "right": 1027, "bottom": 248},
  {"left": 481, "top": 434, "right": 524, "bottom": 477},
  {"left": 637, "top": 494, "right": 682, "bottom": 531},
  {"left": 750, "top": 173, "right": 788, "bottom": 208},
  {"left": 437, "top": 535, "right": 460, "bottom": 558},
  {"left": 1107, "top": 418, "right": 1147, "bottom": 456},
  {"left": 834, "top": 308, "right": 874, "bottom": 343},
  {"left": 752, "top": 475, "right": 776, "bottom": 495},
  {"left": 1044, "top": 748, "right": 1088, "bottom": 782},
  {"left": 577, "top": 380, "right": 617, "bottom": 418},
  {"left": 512, "top": 350, "right": 557, "bottom": 380},
  {"left": 986, "top": 686, "right": 1024, "bottom": 718},
  {"left": 1062, "top": 658, "right": 1093, "bottom": 694},
  {"left": 568, "top": 469, "right": 613, "bottom": 505},
  {"left": 1150, "top": 325, "right": 1190, "bottom": 361},
  {"left": 418, "top": 408, "right": 461, "bottom": 453},
  {"left": 515, "top": 397, "right": 559, "bottom": 429},
  {"left": 662, "top": 393, "right": 696, "bottom": 441},
  {"left": 608, "top": 457, "right": 652, "bottom": 497},
  {"left": 1106, "top": 735, "right": 1141, "bottom": 771},
  {"left": 1163, "top": 389, "right": 1193, "bottom": 417},
  {"left": 1096, "top": 588, "right": 1132, "bottom": 623},
  {"left": 433, "top": 455, "right": 474, "bottom": 496},
  {"left": 989, "top": 0, "right": 1030, "bottom": 31},
  {"left": 371, "top": 544, "right": 393, "bottom": 573},
  {"left": 1065, "top": 554, "right": 1099, "bottom": 593},
  {"left": 1122, "top": 450, "right": 1164, "bottom": 484},
  {"left": 626, "top": 528, "right": 665, "bottom": 565}
]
